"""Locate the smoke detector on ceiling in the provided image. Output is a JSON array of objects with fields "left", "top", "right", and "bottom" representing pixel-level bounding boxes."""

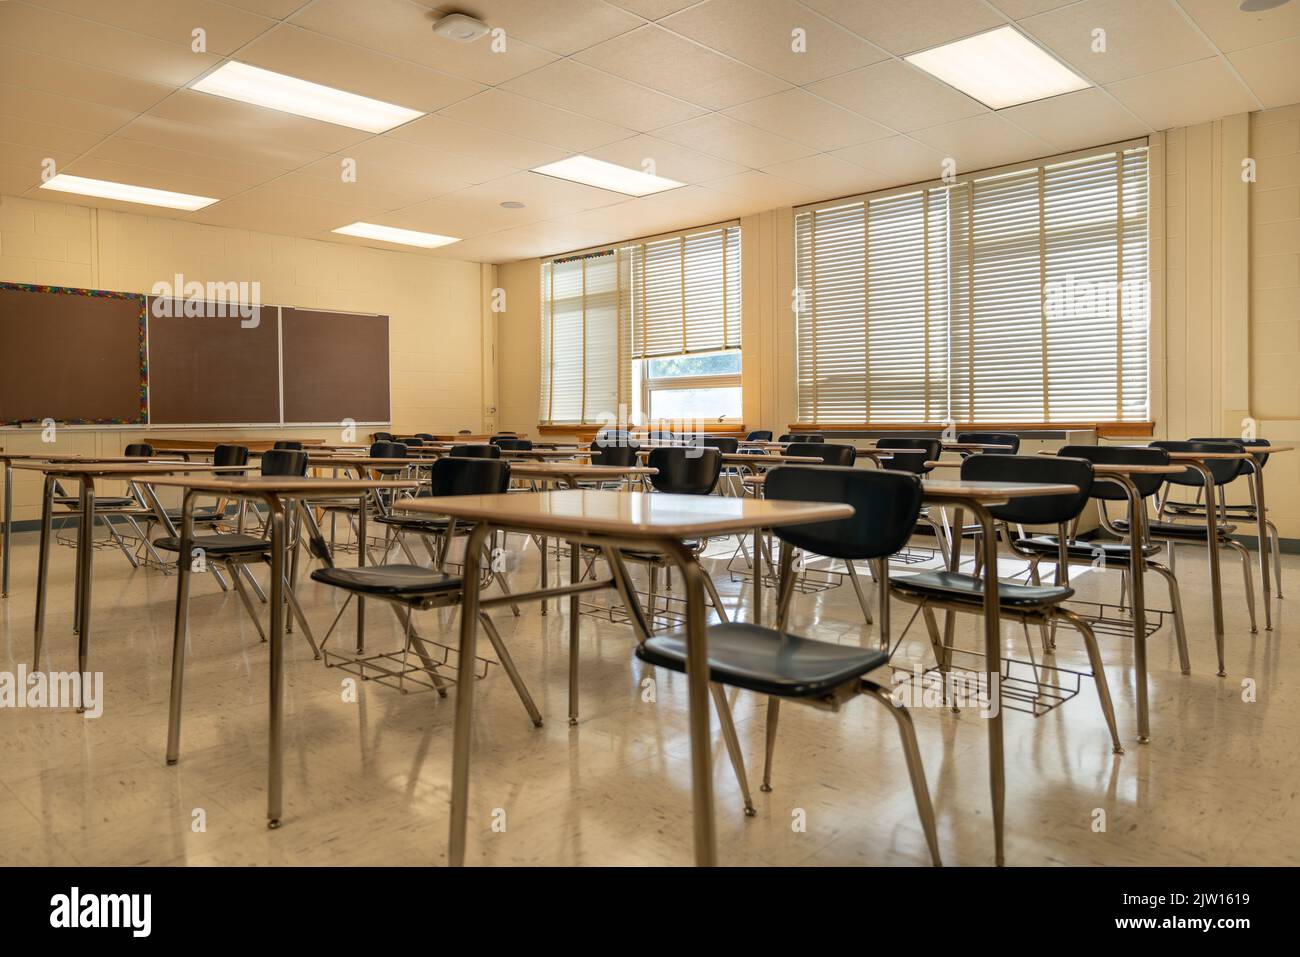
[{"left": 433, "top": 13, "right": 490, "bottom": 42}]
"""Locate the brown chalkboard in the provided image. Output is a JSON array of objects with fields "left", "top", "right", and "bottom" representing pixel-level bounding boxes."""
[
  {"left": 281, "top": 308, "right": 389, "bottom": 424},
  {"left": 147, "top": 298, "right": 281, "bottom": 424},
  {"left": 0, "top": 283, "right": 147, "bottom": 424}
]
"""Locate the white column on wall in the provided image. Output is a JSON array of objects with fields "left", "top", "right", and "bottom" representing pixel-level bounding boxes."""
[{"left": 1220, "top": 113, "right": 1252, "bottom": 435}]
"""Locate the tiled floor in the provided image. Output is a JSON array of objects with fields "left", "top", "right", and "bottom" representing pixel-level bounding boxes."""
[{"left": 0, "top": 517, "right": 1295, "bottom": 866}]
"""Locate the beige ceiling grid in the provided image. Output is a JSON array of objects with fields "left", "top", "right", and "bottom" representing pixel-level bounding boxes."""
[{"left": 1, "top": 0, "right": 1297, "bottom": 263}]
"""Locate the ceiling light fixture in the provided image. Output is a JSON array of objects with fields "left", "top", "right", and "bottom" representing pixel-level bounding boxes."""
[
  {"left": 904, "top": 25, "right": 1091, "bottom": 110},
  {"left": 1238, "top": 0, "right": 1290, "bottom": 11},
  {"left": 530, "top": 156, "right": 684, "bottom": 197},
  {"left": 191, "top": 61, "right": 424, "bottom": 133},
  {"left": 432, "top": 13, "right": 491, "bottom": 41},
  {"left": 332, "top": 222, "right": 460, "bottom": 248},
  {"left": 39, "top": 173, "right": 217, "bottom": 211}
]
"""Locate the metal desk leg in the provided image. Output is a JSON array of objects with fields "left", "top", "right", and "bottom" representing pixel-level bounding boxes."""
[
  {"left": 267, "top": 502, "right": 286, "bottom": 829},
  {"left": 75, "top": 478, "right": 96, "bottom": 711},
  {"left": 32, "top": 475, "right": 56, "bottom": 663},
  {"left": 356, "top": 492, "right": 366, "bottom": 655},
  {"left": 940, "top": 507, "right": 965, "bottom": 660},
  {"left": 1252, "top": 463, "right": 1273, "bottom": 631},
  {"left": 975, "top": 505, "right": 1005, "bottom": 867},
  {"left": 668, "top": 540, "right": 717, "bottom": 866},
  {"left": 2, "top": 459, "right": 12, "bottom": 597},
  {"left": 166, "top": 491, "right": 197, "bottom": 765},
  {"left": 1194, "top": 463, "right": 1226, "bottom": 676},
  {"left": 1122, "top": 477, "right": 1150, "bottom": 743},
  {"left": 752, "top": 526, "right": 763, "bottom": 626},
  {"left": 449, "top": 522, "right": 491, "bottom": 867},
  {"left": 568, "top": 535, "right": 580, "bottom": 725},
  {"left": 540, "top": 533, "right": 548, "bottom": 615}
]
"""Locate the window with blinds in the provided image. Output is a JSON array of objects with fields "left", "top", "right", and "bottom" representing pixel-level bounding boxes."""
[
  {"left": 539, "top": 223, "right": 741, "bottom": 426},
  {"left": 795, "top": 146, "right": 1149, "bottom": 428}
]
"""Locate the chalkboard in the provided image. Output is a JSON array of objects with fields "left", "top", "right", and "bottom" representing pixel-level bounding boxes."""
[
  {"left": 147, "top": 298, "right": 281, "bottom": 424},
  {"left": 281, "top": 308, "right": 390, "bottom": 425},
  {"left": 0, "top": 282, "right": 146, "bottom": 425}
]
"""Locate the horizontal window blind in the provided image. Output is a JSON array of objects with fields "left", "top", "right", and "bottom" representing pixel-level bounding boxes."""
[
  {"left": 795, "top": 146, "right": 1148, "bottom": 427},
  {"left": 540, "top": 223, "right": 740, "bottom": 425}
]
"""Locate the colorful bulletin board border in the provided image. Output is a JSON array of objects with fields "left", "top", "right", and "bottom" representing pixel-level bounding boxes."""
[{"left": 0, "top": 282, "right": 149, "bottom": 425}]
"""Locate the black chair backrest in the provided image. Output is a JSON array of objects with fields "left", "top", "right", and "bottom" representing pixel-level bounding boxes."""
[
  {"left": 124, "top": 443, "right": 153, "bottom": 457},
  {"left": 786, "top": 442, "right": 855, "bottom": 466},
  {"left": 1150, "top": 440, "right": 1244, "bottom": 487},
  {"left": 415, "top": 433, "right": 435, "bottom": 441},
  {"left": 648, "top": 430, "right": 676, "bottom": 443},
  {"left": 427, "top": 456, "right": 510, "bottom": 496},
  {"left": 766, "top": 466, "right": 922, "bottom": 561},
  {"left": 702, "top": 437, "right": 739, "bottom": 454},
  {"left": 372, "top": 432, "right": 394, "bottom": 442},
  {"left": 589, "top": 441, "right": 638, "bottom": 467},
  {"left": 213, "top": 444, "right": 249, "bottom": 475},
  {"left": 790, "top": 433, "right": 824, "bottom": 443},
  {"left": 491, "top": 438, "right": 534, "bottom": 451},
  {"left": 404, "top": 437, "right": 425, "bottom": 447},
  {"left": 261, "top": 449, "right": 308, "bottom": 477},
  {"left": 273, "top": 440, "right": 303, "bottom": 451},
  {"left": 646, "top": 447, "right": 722, "bottom": 495},
  {"left": 876, "top": 437, "right": 940, "bottom": 474},
  {"left": 1058, "top": 444, "right": 1168, "bottom": 501},
  {"left": 451, "top": 443, "right": 500, "bottom": 459},
  {"left": 778, "top": 434, "right": 794, "bottom": 443},
  {"left": 746, "top": 430, "right": 773, "bottom": 442},
  {"left": 957, "top": 432, "right": 1020, "bottom": 454},
  {"left": 1191, "top": 436, "right": 1269, "bottom": 469},
  {"left": 595, "top": 428, "right": 636, "bottom": 448},
  {"left": 960, "top": 454, "right": 1093, "bottom": 525},
  {"left": 368, "top": 440, "right": 407, "bottom": 476}
]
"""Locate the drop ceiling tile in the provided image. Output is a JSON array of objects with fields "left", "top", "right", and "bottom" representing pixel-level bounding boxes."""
[
  {"left": 807, "top": 59, "right": 986, "bottom": 132},
  {"left": 574, "top": 25, "right": 791, "bottom": 111},
  {"left": 61, "top": 156, "right": 247, "bottom": 200},
  {"left": 1106, "top": 57, "right": 1260, "bottom": 132},
  {"left": 638, "top": 184, "right": 750, "bottom": 222},
  {"left": 800, "top": 0, "right": 1006, "bottom": 56},
  {"left": 84, "top": 136, "right": 283, "bottom": 187},
  {"left": 113, "top": 113, "right": 327, "bottom": 171},
  {"left": 1229, "top": 37, "right": 1300, "bottom": 111},
  {"left": 761, "top": 153, "right": 889, "bottom": 195},
  {"left": 1000, "top": 88, "right": 1149, "bottom": 151},
  {"left": 456, "top": 170, "right": 629, "bottom": 218},
  {"left": 0, "top": 50, "right": 173, "bottom": 114},
  {"left": 385, "top": 114, "right": 566, "bottom": 170},
  {"left": 661, "top": 0, "right": 889, "bottom": 85},
  {"left": 0, "top": 140, "right": 81, "bottom": 174},
  {"left": 31, "top": 0, "right": 275, "bottom": 56},
  {"left": 289, "top": 0, "right": 557, "bottom": 85},
  {"left": 606, "top": 0, "right": 700, "bottom": 19},
  {"left": 192, "top": 186, "right": 382, "bottom": 235},
  {"left": 1020, "top": 0, "right": 1216, "bottom": 85},
  {"left": 446, "top": 221, "right": 620, "bottom": 263},
  {"left": 832, "top": 135, "right": 948, "bottom": 185},
  {"left": 274, "top": 165, "right": 448, "bottom": 211},
  {"left": 415, "top": 0, "right": 643, "bottom": 56},
  {"left": 500, "top": 59, "right": 705, "bottom": 131},
  {"left": 586, "top": 134, "right": 746, "bottom": 184},
  {"left": 438, "top": 89, "right": 633, "bottom": 153},
  {"left": 656, "top": 113, "right": 816, "bottom": 168},
  {"left": 723, "top": 89, "right": 893, "bottom": 151},
  {"left": 0, "top": 162, "right": 43, "bottom": 197},
  {"left": 219, "top": 0, "right": 304, "bottom": 18},
  {"left": 237, "top": 25, "right": 483, "bottom": 115},
  {"left": 380, "top": 192, "right": 548, "bottom": 238},
  {"left": 910, "top": 113, "right": 1055, "bottom": 174},
  {"left": 0, "top": 2, "right": 221, "bottom": 87},
  {"left": 549, "top": 198, "right": 700, "bottom": 239},
  {"left": 149, "top": 89, "right": 372, "bottom": 154},
  {"left": 0, "top": 117, "right": 105, "bottom": 155},
  {"left": 0, "top": 84, "right": 138, "bottom": 135},
  {"left": 343, "top": 136, "right": 518, "bottom": 186},
  {"left": 988, "top": 0, "right": 1074, "bottom": 19},
  {"left": 1179, "top": 0, "right": 1300, "bottom": 53},
  {"left": 701, "top": 169, "right": 823, "bottom": 208}
]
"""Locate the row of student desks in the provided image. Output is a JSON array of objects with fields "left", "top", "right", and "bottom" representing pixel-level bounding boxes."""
[{"left": 0, "top": 439, "right": 1289, "bottom": 866}]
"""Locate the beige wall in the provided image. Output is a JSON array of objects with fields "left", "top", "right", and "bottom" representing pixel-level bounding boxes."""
[{"left": 0, "top": 192, "right": 491, "bottom": 521}]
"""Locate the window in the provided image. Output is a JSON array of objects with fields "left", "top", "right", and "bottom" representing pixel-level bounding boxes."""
[
  {"left": 539, "top": 224, "right": 741, "bottom": 427},
  {"left": 794, "top": 146, "right": 1149, "bottom": 428}
]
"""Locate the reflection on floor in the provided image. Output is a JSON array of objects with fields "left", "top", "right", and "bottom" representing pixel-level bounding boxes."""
[{"left": 0, "top": 522, "right": 1295, "bottom": 866}]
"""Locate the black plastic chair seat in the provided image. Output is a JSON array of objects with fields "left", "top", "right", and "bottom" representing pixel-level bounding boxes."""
[
  {"left": 154, "top": 533, "right": 270, "bottom": 556},
  {"left": 1112, "top": 518, "right": 1236, "bottom": 540},
  {"left": 310, "top": 564, "right": 461, "bottom": 597},
  {"left": 163, "top": 508, "right": 228, "bottom": 524},
  {"left": 1015, "top": 536, "right": 1160, "bottom": 561},
  {"left": 892, "top": 569, "right": 1074, "bottom": 607},
  {"left": 635, "top": 621, "right": 887, "bottom": 698},
  {"left": 54, "top": 495, "right": 137, "bottom": 509},
  {"left": 375, "top": 513, "right": 451, "bottom": 531},
  {"left": 620, "top": 541, "right": 701, "bottom": 560}
]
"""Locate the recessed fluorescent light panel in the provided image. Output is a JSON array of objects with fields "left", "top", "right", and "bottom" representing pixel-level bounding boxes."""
[
  {"left": 39, "top": 174, "right": 217, "bottom": 211},
  {"left": 332, "top": 222, "right": 460, "bottom": 249},
  {"left": 191, "top": 62, "right": 424, "bottom": 133},
  {"left": 904, "top": 26, "right": 1090, "bottom": 110},
  {"left": 530, "top": 156, "right": 684, "bottom": 196}
]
